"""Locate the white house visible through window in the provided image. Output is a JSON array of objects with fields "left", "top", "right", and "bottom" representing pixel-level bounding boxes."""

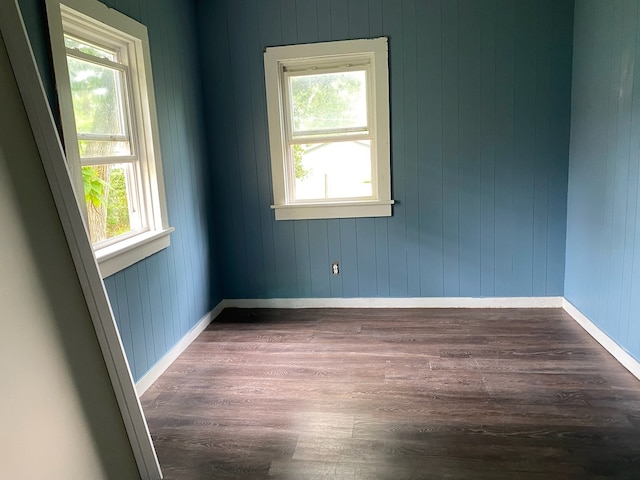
[
  {"left": 264, "top": 38, "right": 393, "bottom": 220},
  {"left": 46, "top": 0, "right": 173, "bottom": 277}
]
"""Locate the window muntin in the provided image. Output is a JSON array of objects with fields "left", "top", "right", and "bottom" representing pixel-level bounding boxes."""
[
  {"left": 264, "top": 38, "right": 392, "bottom": 220},
  {"left": 64, "top": 35, "right": 117, "bottom": 61}
]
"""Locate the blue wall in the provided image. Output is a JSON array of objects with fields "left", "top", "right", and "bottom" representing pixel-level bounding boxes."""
[
  {"left": 565, "top": 0, "right": 640, "bottom": 362},
  {"left": 17, "top": 0, "right": 579, "bottom": 381},
  {"left": 19, "top": 0, "right": 221, "bottom": 381},
  {"left": 198, "top": 0, "right": 574, "bottom": 299}
]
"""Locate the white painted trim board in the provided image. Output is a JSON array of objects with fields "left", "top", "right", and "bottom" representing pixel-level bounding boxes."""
[
  {"left": 225, "top": 296, "right": 564, "bottom": 309},
  {"left": 563, "top": 299, "right": 640, "bottom": 381},
  {"left": 136, "top": 301, "right": 224, "bottom": 395}
]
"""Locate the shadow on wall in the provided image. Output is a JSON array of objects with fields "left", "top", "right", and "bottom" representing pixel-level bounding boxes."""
[{"left": 0, "top": 32, "right": 139, "bottom": 479}]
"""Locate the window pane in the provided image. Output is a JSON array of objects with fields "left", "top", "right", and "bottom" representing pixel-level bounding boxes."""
[
  {"left": 289, "top": 71, "right": 367, "bottom": 134},
  {"left": 82, "top": 163, "right": 141, "bottom": 244},
  {"left": 293, "top": 141, "right": 372, "bottom": 200},
  {"left": 79, "top": 140, "right": 131, "bottom": 157},
  {"left": 67, "top": 56, "right": 128, "bottom": 146},
  {"left": 64, "top": 35, "right": 118, "bottom": 61}
]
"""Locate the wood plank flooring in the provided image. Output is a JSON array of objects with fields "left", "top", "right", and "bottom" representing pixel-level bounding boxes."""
[{"left": 141, "top": 308, "right": 640, "bottom": 479}]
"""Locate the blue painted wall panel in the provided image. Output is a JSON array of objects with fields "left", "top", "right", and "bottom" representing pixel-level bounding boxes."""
[
  {"left": 327, "top": 219, "right": 344, "bottom": 296},
  {"left": 493, "top": 0, "right": 516, "bottom": 297},
  {"left": 198, "top": 0, "right": 573, "bottom": 300},
  {"left": 20, "top": 0, "right": 220, "bottom": 382},
  {"left": 417, "top": 0, "right": 444, "bottom": 297},
  {"left": 402, "top": 0, "right": 421, "bottom": 297},
  {"left": 547, "top": 0, "right": 574, "bottom": 296},
  {"left": 297, "top": 0, "right": 320, "bottom": 44},
  {"left": 330, "top": 0, "right": 349, "bottom": 40},
  {"left": 384, "top": 0, "right": 409, "bottom": 298},
  {"left": 294, "top": 222, "right": 313, "bottom": 297},
  {"left": 308, "top": 221, "right": 331, "bottom": 297},
  {"left": 374, "top": 218, "right": 390, "bottom": 296},
  {"left": 532, "top": 0, "right": 553, "bottom": 297},
  {"left": 511, "top": 0, "right": 537, "bottom": 297},
  {"left": 340, "top": 219, "right": 360, "bottom": 297},
  {"left": 441, "top": 0, "right": 461, "bottom": 297},
  {"left": 368, "top": 0, "right": 383, "bottom": 38},
  {"left": 458, "top": 0, "right": 482, "bottom": 298},
  {"left": 19, "top": 0, "right": 577, "bottom": 380},
  {"left": 479, "top": 0, "right": 497, "bottom": 297},
  {"left": 316, "top": 0, "right": 333, "bottom": 41},
  {"left": 356, "top": 219, "right": 377, "bottom": 297},
  {"left": 566, "top": 0, "right": 640, "bottom": 362}
]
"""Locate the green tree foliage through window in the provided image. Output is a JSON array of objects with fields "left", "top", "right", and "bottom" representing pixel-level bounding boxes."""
[
  {"left": 83, "top": 166, "right": 108, "bottom": 208},
  {"left": 105, "top": 167, "right": 130, "bottom": 238},
  {"left": 289, "top": 71, "right": 365, "bottom": 179},
  {"left": 290, "top": 72, "right": 365, "bottom": 132},
  {"left": 67, "top": 36, "right": 132, "bottom": 243}
]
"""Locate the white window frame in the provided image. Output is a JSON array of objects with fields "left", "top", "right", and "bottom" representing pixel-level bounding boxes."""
[
  {"left": 46, "top": 0, "right": 173, "bottom": 277},
  {"left": 264, "top": 37, "right": 393, "bottom": 221}
]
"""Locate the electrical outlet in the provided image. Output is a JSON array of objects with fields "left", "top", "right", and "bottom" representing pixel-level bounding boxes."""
[{"left": 331, "top": 261, "right": 340, "bottom": 275}]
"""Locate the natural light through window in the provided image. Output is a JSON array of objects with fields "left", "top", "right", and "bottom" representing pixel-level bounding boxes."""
[
  {"left": 264, "top": 38, "right": 393, "bottom": 220},
  {"left": 289, "top": 70, "right": 372, "bottom": 202},
  {"left": 46, "top": 0, "right": 173, "bottom": 277},
  {"left": 66, "top": 35, "right": 140, "bottom": 244}
]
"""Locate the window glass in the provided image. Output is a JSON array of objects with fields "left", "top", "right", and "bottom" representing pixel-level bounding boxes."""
[
  {"left": 66, "top": 56, "right": 128, "bottom": 143},
  {"left": 293, "top": 140, "right": 372, "bottom": 200},
  {"left": 289, "top": 70, "right": 368, "bottom": 135},
  {"left": 78, "top": 139, "right": 131, "bottom": 158},
  {"left": 82, "top": 163, "right": 141, "bottom": 244},
  {"left": 64, "top": 35, "right": 118, "bottom": 61}
]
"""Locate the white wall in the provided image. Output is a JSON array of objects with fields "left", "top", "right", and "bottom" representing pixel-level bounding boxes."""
[{"left": 0, "top": 33, "right": 140, "bottom": 480}]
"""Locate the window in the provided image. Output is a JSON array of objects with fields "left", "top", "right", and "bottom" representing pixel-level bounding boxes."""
[
  {"left": 264, "top": 38, "right": 393, "bottom": 220},
  {"left": 46, "top": 0, "right": 172, "bottom": 277}
]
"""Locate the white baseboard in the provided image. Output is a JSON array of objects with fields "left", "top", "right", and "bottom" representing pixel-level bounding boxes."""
[
  {"left": 563, "top": 299, "right": 640, "bottom": 381},
  {"left": 135, "top": 300, "right": 225, "bottom": 395},
  {"left": 224, "top": 296, "right": 564, "bottom": 309}
]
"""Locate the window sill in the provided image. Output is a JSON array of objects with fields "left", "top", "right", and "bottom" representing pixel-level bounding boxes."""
[
  {"left": 95, "top": 227, "right": 174, "bottom": 278},
  {"left": 271, "top": 200, "right": 394, "bottom": 220}
]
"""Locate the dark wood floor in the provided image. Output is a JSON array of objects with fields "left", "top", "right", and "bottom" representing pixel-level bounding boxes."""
[{"left": 141, "top": 308, "right": 640, "bottom": 479}]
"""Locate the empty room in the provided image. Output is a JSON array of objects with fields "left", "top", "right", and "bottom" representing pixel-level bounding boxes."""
[{"left": 2, "top": 0, "right": 640, "bottom": 478}]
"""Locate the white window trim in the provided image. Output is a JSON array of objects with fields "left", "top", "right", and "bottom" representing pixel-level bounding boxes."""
[
  {"left": 264, "top": 37, "right": 393, "bottom": 221},
  {"left": 46, "top": 0, "right": 172, "bottom": 277}
]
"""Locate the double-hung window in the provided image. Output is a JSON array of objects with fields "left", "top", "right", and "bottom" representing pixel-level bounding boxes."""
[
  {"left": 264, "top": 38, "right": 393, "bottom": 220},
  {"left": 46, "top": 0, "right": 172, "bottom": 277}
]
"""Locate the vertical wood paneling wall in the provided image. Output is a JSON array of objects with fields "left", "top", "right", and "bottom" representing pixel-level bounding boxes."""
[
  {"left": 566, "top": 0, "right": 640, "bottom": 362},
  {"left": 20, "top": 0, "right": 219, "bottom": 381},
  {"left": 17, "top": 0, "right": 579, "bottom": 382},
  {"left": 199, "top": 0, "right": 574, "bottom": 300}
]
